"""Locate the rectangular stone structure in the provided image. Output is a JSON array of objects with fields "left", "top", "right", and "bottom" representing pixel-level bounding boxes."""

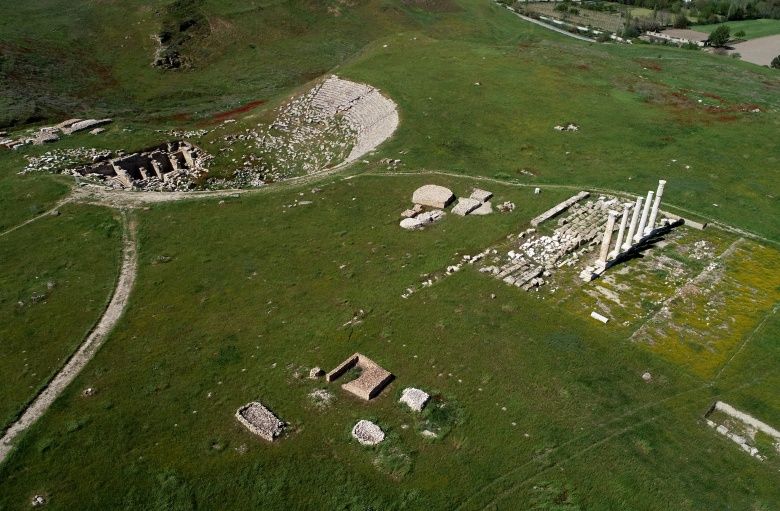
[
  {"left": 530, "top": 191, "right": 589, "bottom": 227},
  {"left": 326, "top": 353, "right": 393, "bottom": 401}
]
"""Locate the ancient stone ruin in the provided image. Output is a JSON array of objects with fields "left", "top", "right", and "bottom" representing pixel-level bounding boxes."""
[
  {"left": 581, "top": 180, "right": 682, "bottom": 280},
  {"left": 351, "top": 419, "right": 385, "bottom": 445},
  {"left": 72, "top": 141, "right": 210, "bottom": 191},
  {"left": 705, "top": 401, "right": 780, "bottom": 461},
  {"left": 0, "top": 118, "right": 112, "bottom": 150},
  {"left": 326, "top": 353, "right": 393, "bottom": 401},
  {"left": 412, "top": 184, "right": 455, "bottom": 209},
  {"left": 399, "top": 387, "right": 430, "bottom": 412},
  {"left": 226, "top": 75, "right": 398, "bottom": 182},
  {"left": 471, "top": 181, "right": 682, "bottom": 292},
  {"left": 401, "top": 185, "right": 493, "bottom": 230},
  {"left": 235, "top": 401, "right": 285, "bottom": 442}
]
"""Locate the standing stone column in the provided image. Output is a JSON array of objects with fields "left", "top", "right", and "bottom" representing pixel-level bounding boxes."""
[
  {"left": 598, "top": 210, "right": 619, "bottom": 265},
  {"left": 623, "top": 196, "right": 643, "bottom": 250},
  {"left": 644, "top": 179, "right": 667, "bottom": 236},
  {"left": 634, "top": 190, "right": 654, "bottom": 242},
  {"left": 610, "top": 203, "right": 632, "bottom": 259}
]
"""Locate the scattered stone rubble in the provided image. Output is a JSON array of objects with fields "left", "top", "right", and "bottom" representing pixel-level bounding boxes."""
[
  {"left": 222, "top": 75, "right": 398, "bottom": 183},
  {"left": 705, "top": 401, "right": 780, "bottom": 461},
  {"left": 235, "top": 401, "right": 286, "bottom": 442},
  {"left": 326, "top": 353, "right": 394, "bottom": 401},
  {"left": 351, "top": 419, "right": 385, "bottom": 445},
  {"left": 554, "top": 123, "right": 579, "bottom": 132},
  {"left": 22, "top": 148, "right": 113, "bottom": 175},
  {"left": 27, "top": 141, "right": 212, "bottom": 192},
  {"left": 1, "top": 119, "right": 111, "bottom": 150},
  {"left": 478, "top": 194, "right": 615, "bottom": 291},
  {"left": 399, "top": 387, "right": 430, "bottom": 412},
  {"left": 452, "top": 197, "right": 482, "bottom": 216}
]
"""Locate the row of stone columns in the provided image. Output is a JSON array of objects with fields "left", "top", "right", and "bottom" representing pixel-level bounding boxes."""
[{"left": 597, "top": 179, "right": 667, "bottom": 266}]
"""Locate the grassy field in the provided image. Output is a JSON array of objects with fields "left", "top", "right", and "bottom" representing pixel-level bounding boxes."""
[
  {"left": 0, "top": 204, "right": 121, "bottom": 431},
  {"left": 696, "top": 18, "right": 780, "bottom": 40},
  {"left": 0, "top": 0, "right": 779, "bottom": 509},
  {"left": 0, "top": 174, "right": 778, "bottom": 510}
]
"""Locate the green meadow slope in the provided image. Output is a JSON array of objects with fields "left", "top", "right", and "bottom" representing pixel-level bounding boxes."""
[{"left": 0, "top": 0, "right": 779, "bottom": 509}]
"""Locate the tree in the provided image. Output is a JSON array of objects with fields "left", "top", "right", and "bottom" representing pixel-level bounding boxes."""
[
  {"left": 673, "top": 12, "right": 690, "bottom": 27},
  {"left": 709, "top": 24, "right": 730, "bottom": 46},
  {"left": 772, "top": 55, "right": 780, "bottom": 69}
]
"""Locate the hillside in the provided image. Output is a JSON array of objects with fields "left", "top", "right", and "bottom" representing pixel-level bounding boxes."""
[{"left": 0, "top": 1, "right": 779, "bottom": 510}]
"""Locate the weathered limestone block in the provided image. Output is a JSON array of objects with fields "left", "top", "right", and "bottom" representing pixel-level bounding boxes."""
[
  {"left": 412, "top": 185, "right": 454, "bottom": 209},
  {"left": 452, "top": 197, "right": 482, "bottom": 216},
  {"left": 471, "top": 201, "right": 493, "bottom": 215},
  {"left": 66, "top": 119, "right": 112, "bottom": 134},
  {"left": 469, "top": 188, "right": 493, "bottom": 202},
  {"left": 400, "top": 217, "right": 424, "bottom": 230}
]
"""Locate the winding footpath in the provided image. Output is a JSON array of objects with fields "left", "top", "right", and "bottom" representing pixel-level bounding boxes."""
[{"left": 0, "top": 211, "right": 138, "bottom": 464}]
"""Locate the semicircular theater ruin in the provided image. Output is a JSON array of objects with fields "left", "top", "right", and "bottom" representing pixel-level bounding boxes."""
[{"left": 309, "top": 75, "right": 400, "bottom": 165}]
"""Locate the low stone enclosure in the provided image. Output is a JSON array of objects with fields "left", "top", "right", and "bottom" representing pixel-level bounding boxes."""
[
  {"left": 235, "top": 401, "right": 286, "bottom": 442},
  {"left": 71, "top": 141, "right": 210, "bottom": 191},
  {"left": 705, "top": 401, "right": 780, "bottom": 461},
  {"left": 326, "top": 353, "right": 394, "bottom": 401}
]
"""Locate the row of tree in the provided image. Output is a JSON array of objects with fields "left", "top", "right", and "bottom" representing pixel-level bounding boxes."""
[{"left": 611, "top": 0, "right": 780, "bottom": 21}]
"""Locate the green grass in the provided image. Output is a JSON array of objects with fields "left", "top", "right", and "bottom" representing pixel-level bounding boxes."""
[
  {"left": 0, "top": 204, "right": 121, "bottom": 430},
  {"left": 0, "top": 175, "right": 778, "bottom": 510},
  {"left": 0, "top": 0, "right": 779, "bottom": 509},
  {"left": 696, "top": 18, "right": 780, "bottom": 40}
]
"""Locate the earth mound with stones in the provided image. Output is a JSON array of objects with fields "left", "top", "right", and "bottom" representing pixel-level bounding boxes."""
[{"left": 226, "top": 75, "right": 399, "bottom": 183}]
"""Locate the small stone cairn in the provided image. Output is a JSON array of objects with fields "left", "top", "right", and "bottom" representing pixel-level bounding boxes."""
[
  {"left": 351, "top": 419, "right": 385, "bottom": 445},
  {"left": 399, "top": 387, "right": 430, "bottom": 412}
]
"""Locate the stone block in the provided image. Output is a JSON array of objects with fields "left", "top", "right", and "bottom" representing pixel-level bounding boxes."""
[
  {"left": 452, "top": 197, "right": 482, "bottom": 216},
  {"left": 412, "top": 184, "right": 454, "bottom": 209}
]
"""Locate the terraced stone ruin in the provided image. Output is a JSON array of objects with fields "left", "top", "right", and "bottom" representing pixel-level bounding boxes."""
[{"left": 73, "top": 141, "right": 210, "bottom": 191}]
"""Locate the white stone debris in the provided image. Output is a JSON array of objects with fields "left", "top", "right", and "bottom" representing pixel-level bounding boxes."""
[
  {"left": 235, "top": 402, "right": 285, "bottom": 442},
  {"left": 309, "top": 367, "right": 324, "bottom": 379},
  {"left": 591, "top": 311, "right": 609, "bottom": 323},
  {"left": 31, "top": 495, "right": 46, "bottom": 507},
  {"left": 308, "top": 388, "right": 334, "bottom": 408},
  {"left": 351, "top": 419, "right": 385, "bottom": 445},
  {"left": 642, "top": 372, "right": 652, "bottom": 382},
  {"left": 412, "top": 184, "right": 455, "bottom": 209},
  {"left": 553, "top": 123, "right": 579, "bottom": 132},
  {"left": 400, "top": 387, "right": 430, "bottom": 412},
  {"left": 497, "top": 201, "right": 515, "bottom": 212}
]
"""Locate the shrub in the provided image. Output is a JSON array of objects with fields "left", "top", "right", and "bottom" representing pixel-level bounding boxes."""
[
  {"left": 709, "top": 24, "right": 730, "bottom": 47},
  {"left": 734, "top": 29, "right": 745, "bottom": 38},
  {"left": 771, "top": 55, "right": 780, "bottom": 69}
]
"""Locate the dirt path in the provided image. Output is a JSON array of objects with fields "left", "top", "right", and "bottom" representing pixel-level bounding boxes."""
[
  {"left": 0, "top": 197, "right": 73, "bottom": 239},
  {"left": 0, "top": 211, "right": 138, "bottom": 464}
]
